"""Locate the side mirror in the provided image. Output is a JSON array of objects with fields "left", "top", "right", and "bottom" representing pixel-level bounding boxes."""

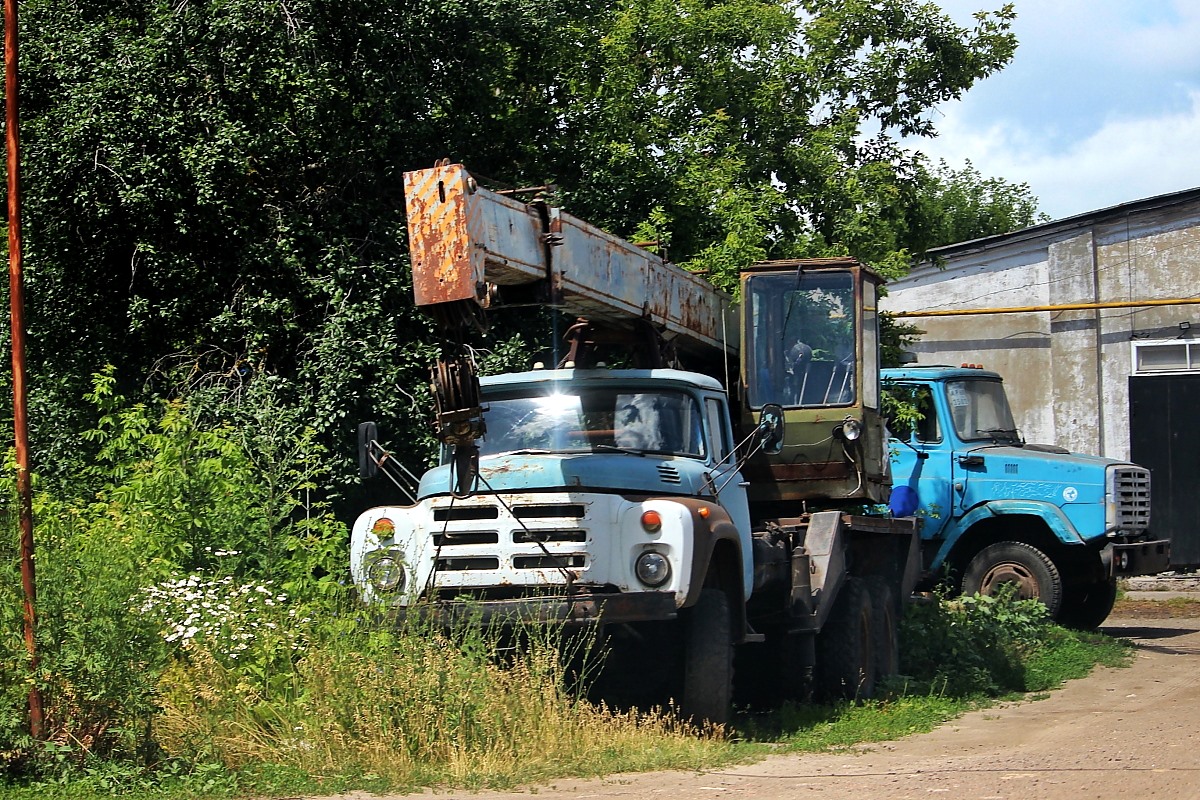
[
  {"left": 358, "top": 421, "right": 380, "bottom": 479},
  {"left": 759, "top": 404, "right": 785, "bottom": 456}
]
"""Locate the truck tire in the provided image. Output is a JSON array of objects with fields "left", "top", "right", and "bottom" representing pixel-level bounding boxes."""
[
  {"left": 1058, "top": 578, "right": 1118, "bottom": 630},
  {"left": 681, "top": 588, "right": 734, "bottom": 726},
  {"left": 962, "top": 541, "right": 1063, "bottom": 618},
  {"left": 816, "top": 577, "right": 877, "bottom": 701},
  {"left": 863, "top": 576, "right": 899, "bottom": 681}
]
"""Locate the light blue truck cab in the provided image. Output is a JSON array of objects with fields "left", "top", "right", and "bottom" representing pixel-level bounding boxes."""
[
  {"left": 883, "top": 365, "right": 1170, "bottom": 628},
  {"left": 351, "top": 367, "right": 754, "bottom": 631},
  {"left": 351, "top": 366, "right": 759, "bottom": 721}
]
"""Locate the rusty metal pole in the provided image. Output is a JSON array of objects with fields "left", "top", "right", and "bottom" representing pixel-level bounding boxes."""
[{"left": 5, "top": 0, "right": 43, "bottom": 740}]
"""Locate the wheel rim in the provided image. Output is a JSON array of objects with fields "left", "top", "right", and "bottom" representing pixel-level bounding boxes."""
[{"left": 978, "top": 561, "right": 1041, "bottom": 600}]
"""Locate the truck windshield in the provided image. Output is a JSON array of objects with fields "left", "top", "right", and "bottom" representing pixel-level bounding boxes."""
[
  {"left": 745, "top": 270, "right": 856, "bottom": 409},
  {"left": 946, "top": 380, "right": 1020, "bottom": 443},
  {"left": 478, "top": 388, "right": 706, "bottom": 458}
]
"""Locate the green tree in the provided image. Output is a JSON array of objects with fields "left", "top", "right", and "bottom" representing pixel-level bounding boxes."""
[
  {"left": 9, "top": 0, "right": 1028, "bottom": 494},
  {"left": 540, "top": 0, "right": 1021, "bottom": 287},
  {"left": 15, "top": 0, "right": 554, "bottom": 487},
  {"left": 910, "top": 158, "right": 1049, "bottom": 251}
]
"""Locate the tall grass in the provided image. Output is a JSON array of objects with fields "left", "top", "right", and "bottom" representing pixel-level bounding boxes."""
[
  {"left": 152, "top": 616, "right": 726, "bottom": 791},
  {"left": 0, "top": 380, "right": 730, "bottom": 792}
]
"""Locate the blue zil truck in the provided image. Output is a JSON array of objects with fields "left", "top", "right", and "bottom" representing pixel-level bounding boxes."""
[{"left": 883, "top": 365, "right": 1170, "bottom": 628}]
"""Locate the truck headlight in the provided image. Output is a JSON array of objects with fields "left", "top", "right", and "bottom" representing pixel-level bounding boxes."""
[
  {"left": 635, "top": 551, "right": 671, "bottom": 587},
  {"left": 367, "top": 552, "right": 407, "bottom": 593},
  {"left": 838, "top": 416, "right": 863, "bottom": 441}
]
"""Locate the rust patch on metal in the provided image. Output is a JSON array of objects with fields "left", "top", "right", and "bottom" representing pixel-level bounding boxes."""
[
  {"left": 480, "top": 463, "right": 542, "bottom": 477},
  {"left": 406, "top": 164, "right": 476, "bottom": 307}
]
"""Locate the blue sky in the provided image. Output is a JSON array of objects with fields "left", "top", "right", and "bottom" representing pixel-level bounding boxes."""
[{"left": 906, "top": 0, "right": 1200, "bottom": 220}]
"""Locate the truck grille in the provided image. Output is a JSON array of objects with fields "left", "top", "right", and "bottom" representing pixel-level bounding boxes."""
[
  {"left": 425, "top": 496, "right": 592, "bottom": 591},
  {"left": 512, "top": 503, "right": 585, "bottom": 519},
  {"left": 1110, "top": 466, "right": 1151, "bottom": 531}
]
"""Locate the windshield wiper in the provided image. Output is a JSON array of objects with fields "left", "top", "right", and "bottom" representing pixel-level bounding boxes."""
[
  {"left": 591, "top": 444, "right": 647, "bottom": 456},
  {"left": 975, "top": 428, "right": 1020, "bottom": 441}
]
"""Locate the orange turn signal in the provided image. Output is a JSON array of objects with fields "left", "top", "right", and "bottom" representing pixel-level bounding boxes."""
[
  {"left": 698, "top": 506, "right": 710, "bottom": 519},
  {"left": 641, "top": 510, "right": 662, "bottom": 532}
]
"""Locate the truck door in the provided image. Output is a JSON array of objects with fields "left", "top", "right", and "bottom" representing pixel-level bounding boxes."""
[
  {"left": 943, "top": 377, "right": 1019, "bottom": 517},
  {"left": 888, "top": 383, "right": 953, "bottom": 542},
  {"left": 705, "top": 396, "right": 752, "bottom": 535}
]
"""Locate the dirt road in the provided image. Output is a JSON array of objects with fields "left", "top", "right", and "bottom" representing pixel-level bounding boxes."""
[{"left": 410, "top": 610, "right": 1200, "bottom": 800}]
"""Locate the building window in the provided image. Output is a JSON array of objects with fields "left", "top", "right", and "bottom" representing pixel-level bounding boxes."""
[{"left": 1132, "top": 340, "right": 1200, "bottom": 374}]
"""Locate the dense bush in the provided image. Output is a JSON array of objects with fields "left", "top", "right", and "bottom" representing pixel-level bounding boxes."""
[
  {"left": 0, "top": 369, "right": 345, "bottom": 771},
  {"left": 898, "top": 588, "right": 1054, "bottom": 696}
]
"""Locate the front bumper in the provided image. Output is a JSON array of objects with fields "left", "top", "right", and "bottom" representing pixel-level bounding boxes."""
[
  {"left": 393, "top": 590, "right": 679, "bottom": 628},
  {"left": 1105, "top": 539, "right": 1171, "bottom": 578}
]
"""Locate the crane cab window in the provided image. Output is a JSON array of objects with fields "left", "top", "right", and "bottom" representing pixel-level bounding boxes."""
[{"left": 745, "top": 270, "right": 857, "bottom": 409}]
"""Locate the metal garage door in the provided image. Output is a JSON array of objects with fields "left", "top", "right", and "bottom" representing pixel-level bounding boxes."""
[{"left": 1130, "top": 373, "right": 1200, "bottom": 567}]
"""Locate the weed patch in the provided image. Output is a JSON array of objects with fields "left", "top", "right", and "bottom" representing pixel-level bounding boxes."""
[
  {"left": 900, "top": 588, "right": 1055, "bottom": 695},
  {"left": 150, "top": 613, "right": 731, "bottom": 793}
]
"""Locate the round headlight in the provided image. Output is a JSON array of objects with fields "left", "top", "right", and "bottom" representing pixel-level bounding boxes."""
[
  {"left": 840, "top": 417, "right": 863, "bottom": 441},
  {"left": 635, "top": 551, "right": 671, "bottom": 587},
  {"left": 368, "top": 554, "right": 407, "bottom": 593}
]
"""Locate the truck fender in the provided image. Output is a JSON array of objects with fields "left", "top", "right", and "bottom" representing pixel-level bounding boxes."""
[
  {"left": 930, "top": 499, "right": 1085, "bottom": 569},
  {"left": 350, "top": 506, "right": 431, "bottom": 604},
  {"left": 668, "top": 497, "right": 747, "bottom": 638}
]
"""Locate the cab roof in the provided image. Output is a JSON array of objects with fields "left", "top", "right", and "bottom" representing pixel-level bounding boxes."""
[
  {"left": 479, "top": 367, "right": 725, "bottom": 393},
  {"left": 881, "top": 365, "right": 1003, "bottom": 382}
]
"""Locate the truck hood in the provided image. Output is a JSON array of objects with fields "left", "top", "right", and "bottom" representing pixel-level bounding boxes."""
[
  {"left": 417, "top": 451, "right": 715, "bottom": 500},
  {"left": 964, "top": 443, "right": 1121, "bottom": 473},
  {"left": 953, "top": 444, "right": 1126, "bottom": 512}
]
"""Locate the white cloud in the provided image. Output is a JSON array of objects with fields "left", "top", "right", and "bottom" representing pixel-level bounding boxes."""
[
  {"left": 915, "top": 91, "right": 1200, "bottom": 219},
  {"left": 906, "top": 0, "right": 1200, "bottom": 219},
  {"left": 1109, "top": 3, "right": 1200, "bottom": 71}
]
